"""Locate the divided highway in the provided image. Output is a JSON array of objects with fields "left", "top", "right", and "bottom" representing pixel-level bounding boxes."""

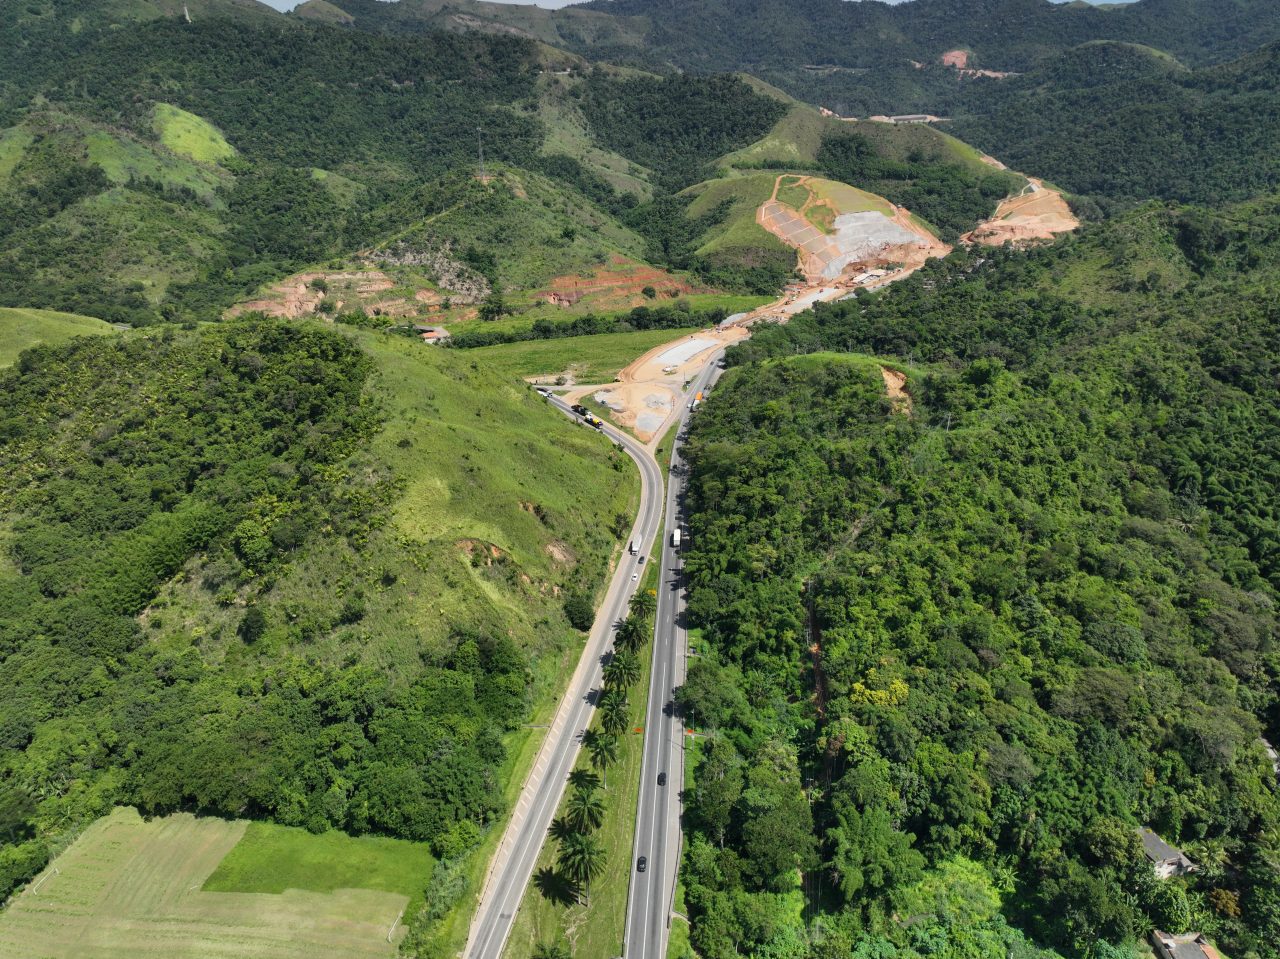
[
  {"left": 624, "top": 353, "right": 726, "bottom": 959},
  {"left": 465, "top": 397, "right": 664, "bottom": 959}
]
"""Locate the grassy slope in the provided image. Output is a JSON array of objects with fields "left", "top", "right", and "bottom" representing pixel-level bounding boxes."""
[
  {"left": 0, "top": 307, "right": 115, "bottom": 366},
  {"left": 0, "top": 112, "right": 232, "bottom": 307},
  {"left": 380, "top": 167, "right": 650, "bottom": 293},
  {"left": 148, "top": 325, "right": 639, "bottom": 679},
  {"left": 140, "top": 324, "right": 642, "bottom": 951},
  {"left": 467, "top": 328, "right": 702, "bottom": 384},
  {"left": 152, "top": 103, "right": 237, "bottom": 164},
  {"left": 683, "top": 174, "right": 789, "bottom": 259},
  {"left": 204, "top": 821, "right": 434, "bottom": 910},
  {"left": 536, "top": 74, "right": 653, "bottom": 199}
]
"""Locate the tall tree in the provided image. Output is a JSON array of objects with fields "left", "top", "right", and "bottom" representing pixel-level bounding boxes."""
[
  {"left": 583, "top": 729, "right": 619, "bottom": 772},
  {"left": 629, "top": 589, "right": 657, "bottom": 620},
  {"left": 566, "top": 786, "right": 606, "bottom": 834}
]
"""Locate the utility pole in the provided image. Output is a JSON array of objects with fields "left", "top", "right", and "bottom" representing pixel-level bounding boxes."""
[{"left": 183, "top": 4, "right": 192, "bottom": 23}]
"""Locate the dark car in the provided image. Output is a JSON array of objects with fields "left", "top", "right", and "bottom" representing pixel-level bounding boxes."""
[
  {"left": 636, "top": 856, "right": 647, "bottom": 873},
  {"left": 657, "top": 772, "right": 667, "bottom": 786}
]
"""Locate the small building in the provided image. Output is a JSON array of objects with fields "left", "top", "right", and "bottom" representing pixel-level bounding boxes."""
[
  {"left": 888, "top": 114, "right": 945, "bottom": 125},
  {"left": 1151, "top": 931, "right": 1223, "bottom": 959},
  {"left": 416, "top": 326, "right": 451, "bottom": 344},
  {"left": 1139, "top": 829, "right": 1197, "bottom": 879}
]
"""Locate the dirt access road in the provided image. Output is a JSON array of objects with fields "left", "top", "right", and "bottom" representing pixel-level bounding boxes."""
[{"left": 561, "top": 327, "right": 746, "bottom": 443}]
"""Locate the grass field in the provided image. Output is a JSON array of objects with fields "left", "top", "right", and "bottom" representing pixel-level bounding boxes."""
[
  {"left": 0, "top": 307, "right": 115, "bottom": 366},
  {"left": 0, "top": 808, "right": 409, "bottom": 959},
  {"left": 204, "top": 821, "right": 434, "bottom": 911},
  {"left": 0, "top": 126, "right": 34, "bottom": 183},
  {"left": 683, "top": 174, "right": 791, "bottom": 260},
  {"left": 776, "top": 175, "right": 811, "bottom": 210},
  {"left": 86, "top": 127, "right": 227, "bottom": 201},
  {"left": 502, "top": 549, "right": 663, "bottom": 959},
  {"left": 152, "top": 103, "right": 236, "bottom": 164},
  {"left": 810, "top": 178, "right": 895, "bottom": 216},
  {"left": 716, "top": 102, "right": 826, "bottom": 170},
  {"left": 466, "top": 328, "right": 702, "bottom": 384}
]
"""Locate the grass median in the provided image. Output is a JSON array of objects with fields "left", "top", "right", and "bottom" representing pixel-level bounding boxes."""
[{"left": 502, "top": 545, "right": 663, "bottom": 959}]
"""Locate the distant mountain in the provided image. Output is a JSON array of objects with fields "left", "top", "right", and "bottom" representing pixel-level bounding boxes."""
[
  {"left": 950, "top": 39, "right": 1280, "bottom": 205},
  {"left": 325, "top": 0, "right": 1280, "bottom": 116}
]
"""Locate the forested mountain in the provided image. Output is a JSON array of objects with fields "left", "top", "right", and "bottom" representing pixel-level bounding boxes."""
[
  {"left": 677, "top": 199, "right": 1280, "bottom": 958},
  {"left": 0, "top": 10, "right": 802, "bottom": 321},
  {"left": 949, "top": 40, "right": 1280, "bottom": 207},
  {"left": 328, "top": 0, "right": 1280, "bottom": 107}
]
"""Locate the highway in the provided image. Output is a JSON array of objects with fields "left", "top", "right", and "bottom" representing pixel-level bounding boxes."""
[
  {"left": 464, "top": 395, "right": 665, "bottom": 959},
  {"left": 623, "top": 352, "right": 726, "bottom": 959}
]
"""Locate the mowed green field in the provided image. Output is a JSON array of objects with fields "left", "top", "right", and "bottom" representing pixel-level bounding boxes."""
[
  {"left": 0, "top": 808, "right": 417, "bottom": 959},
  {"left": 467, "top": 328, "right": 702, "bottom": 384},
  {"left": 0, "top": 307, "right": 115, "bottom": 366},
  {"left": 204, "top": 821, "right": 434, "bottom": 911}
]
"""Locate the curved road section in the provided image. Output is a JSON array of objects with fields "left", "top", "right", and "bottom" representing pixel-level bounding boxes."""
[
  {"left": 465, "top": 397, "right": 665, "bottom": 959},
  {"left": 624, "top": 353, "right": 725, "bottom": 959}
]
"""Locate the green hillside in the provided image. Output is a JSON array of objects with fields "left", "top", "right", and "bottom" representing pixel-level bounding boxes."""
[
  {"left": 950, "top": 39, "right": 1280, "bottom": 205},
  {"left": 679, "top": 196, "right": 1280, "bottom": 959},
  {"left": 369, "top": 166, "right": 650, "bottom": 293},
  {"left": 0, "top": 319, "right": 638, "bottom": 952},
  {"left": 0, "top": 307, "right": 115, "bottom": 366}
]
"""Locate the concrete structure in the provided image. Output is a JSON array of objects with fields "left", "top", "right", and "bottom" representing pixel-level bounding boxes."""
[
  {"left": 1152, "top": 931, "right": 1223, "bottom": 959},
  {"left": 415, "top": 326, "right": 450, "bottom": 344},
  {"left": 1140, "top": 828, "right": 1197, "bottom": 878}
]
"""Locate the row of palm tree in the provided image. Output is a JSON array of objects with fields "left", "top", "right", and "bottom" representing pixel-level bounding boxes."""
[{"left": 542, "top": 588, "right": 658, "bottom": 915}]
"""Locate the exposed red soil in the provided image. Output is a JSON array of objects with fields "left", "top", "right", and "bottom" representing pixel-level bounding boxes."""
[
  {"left": 536, "top": 256, "right": 711, "bottom": 309},
  {"left": 962, "top": 177, "right": 1079, "bottom": 247}
]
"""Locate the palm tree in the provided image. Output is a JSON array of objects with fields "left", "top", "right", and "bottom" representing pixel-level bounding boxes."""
[
  {"left": 614, "top": 616, "right": 647, "bottom": 655},
  {"left": 567, "top": 768, "right": 601, "bottom": 793},
  {"left": 629, "top": 589, "right": 656, "bottom": 620},
  {"left": 565, "top": 786, "right": 606, "bottom": 833},
  {"left": 558, "top": 832, "right": 607, "bottom": 905},
  {"left": 602, "top": 651, "right": 640, "bottom": 690},
  {"left": 583, "top": 728, "right": 619, "bottom": 771},
  {"left": 549, "top": 815, "right": 575, "bottom": 842},
  {"left": 600, "top": 690, "right": 630, "bottom": 736}
]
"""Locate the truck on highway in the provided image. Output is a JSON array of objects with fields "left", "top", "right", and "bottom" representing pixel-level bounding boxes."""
[
  {"left": 671, "top": 528, "right": 681, "bottom": 548},
  {"left": 570, "top": 404, "right": 588, "bottom": 416}
]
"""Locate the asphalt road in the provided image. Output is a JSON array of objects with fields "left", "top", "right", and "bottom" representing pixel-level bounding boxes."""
[
  {"left": 623, "top": 353, "right": 726, "bottom": 959},
  {"left": 464, "top": 395, "right": 665, "bottom": 959}
]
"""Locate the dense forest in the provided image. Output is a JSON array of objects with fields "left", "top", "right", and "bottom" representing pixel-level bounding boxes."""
[
  {"left": 675, "top": 200, "right": 1280, "bottom": 958},
  {"left": 335, "top": 0, "right": 1280, "bottom": 115},
  {"left": 949, "top": 40, "right": 1280, "bottom": 208},
  {"left": 0, "top": 324, "right": 515, "bottom": 902}
]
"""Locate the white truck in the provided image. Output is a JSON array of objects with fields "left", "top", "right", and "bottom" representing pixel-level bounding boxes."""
[{"left": 671, "top": 528, "right": 682, "bottom": 548}]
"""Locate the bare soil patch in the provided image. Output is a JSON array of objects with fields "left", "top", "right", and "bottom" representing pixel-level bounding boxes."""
[
  {"left": 562, "top": 327, "right": 747, "bottom": 442},
  {"left": 962, "top": 177, "right": 1078, "bottom": 247},
  {"left": 536, "top": 256, "right": 710, "bottom": 310},
  {"left": 227, "top": 268, "right": 447, "bottom": 321},
  {"left": 880, "top": 366, "right": 912, "bottom": 415}
]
